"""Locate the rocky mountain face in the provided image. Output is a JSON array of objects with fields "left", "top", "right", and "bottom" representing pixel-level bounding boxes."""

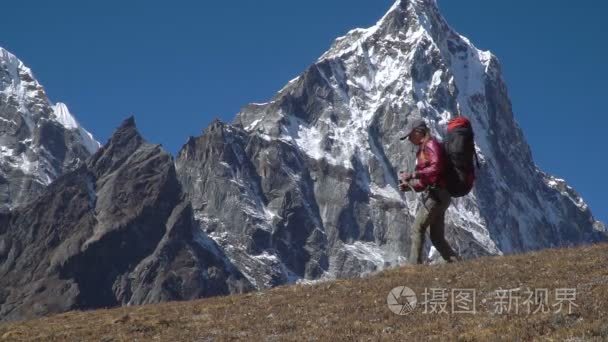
[
  {"left": 176, "top": 0, "right": 606, "bottom": 288},
  {"left": 0, "top": 47, "right": 99, "bottom": 211},
  {"left": 0, "top": 118, "right": 252, "bottom": 322}
]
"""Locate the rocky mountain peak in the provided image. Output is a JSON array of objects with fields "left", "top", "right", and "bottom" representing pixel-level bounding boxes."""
[
  {"left": 187, "top": 0, "right": 606, "bottom": 288},
  {"left": 1, "top": 46, "right": 99, "bottom": 210},
  {"left": 0, "top": 116, "right": 252, "bottom": 321},
  {"left": 87, "top": 116, "right": 145, "bottom": 178}
]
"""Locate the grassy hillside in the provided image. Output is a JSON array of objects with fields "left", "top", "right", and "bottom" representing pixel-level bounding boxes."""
[{"left": 1, "top": 243, "right": 607, "bottom": 341}]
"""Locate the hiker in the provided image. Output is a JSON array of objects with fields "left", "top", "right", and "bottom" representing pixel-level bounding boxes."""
[{"left": 398, "top": 118, "right": 462, "bottom": 264}]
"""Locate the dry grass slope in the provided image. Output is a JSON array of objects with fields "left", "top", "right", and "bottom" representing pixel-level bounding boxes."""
[{"left": 1, "top": 243, "right": 607, "bottom": 341}]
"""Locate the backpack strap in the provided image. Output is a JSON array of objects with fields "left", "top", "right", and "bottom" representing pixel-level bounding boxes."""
[{"left": 473, "top": 149, "right": 481, "bottom": 169}]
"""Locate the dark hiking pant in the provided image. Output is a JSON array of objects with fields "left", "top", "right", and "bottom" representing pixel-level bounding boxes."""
[{"left": 408, "top": 187, "right": 460, "bottom": 264}]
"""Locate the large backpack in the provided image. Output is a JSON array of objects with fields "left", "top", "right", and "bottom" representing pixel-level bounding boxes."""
[{"left": 443, "top": 117, "right": 479, "bottom": 197}]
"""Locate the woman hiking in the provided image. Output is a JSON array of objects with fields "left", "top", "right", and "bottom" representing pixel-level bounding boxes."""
[{"left": 399, "top": 118, "right": 462, "bottom": 264}]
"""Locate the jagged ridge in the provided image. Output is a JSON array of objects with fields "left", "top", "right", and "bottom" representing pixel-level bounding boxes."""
[{"left": 0, "top": 118, "right": 251, "bottom": 322}]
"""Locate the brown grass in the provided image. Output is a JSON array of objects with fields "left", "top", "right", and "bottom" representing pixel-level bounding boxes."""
[{"left": 1, "top": 243, "right": 607, "bottom": 341}]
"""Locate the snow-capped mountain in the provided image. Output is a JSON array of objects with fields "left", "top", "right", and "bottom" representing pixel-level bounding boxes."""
[
  {"left": 176, "top": 0, "right": 606, "bottom": 288},
  {"left": 0, "top": 47, "right": 100, "bottom": 210},
  {"left": 52, "top": 102, "right": 100, "bottom": 154}
]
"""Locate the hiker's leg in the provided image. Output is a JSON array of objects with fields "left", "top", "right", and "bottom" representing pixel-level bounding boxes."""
[
  {"left": 429, "top": 212, "right": 460, "bottom": 261},
  {"left": 408, "top": 208, "right": 428, "bottom": 264},
  {"left": 428, "top": 189, "right": 460, "bottom": 262},
  {"left": 408, "top": 192, "right": 439, "bottom": 264}
]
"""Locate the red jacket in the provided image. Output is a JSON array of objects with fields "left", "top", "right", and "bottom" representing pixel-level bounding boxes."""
[{"left": 411, "top": 137, "right": 447, "bottom": 192}]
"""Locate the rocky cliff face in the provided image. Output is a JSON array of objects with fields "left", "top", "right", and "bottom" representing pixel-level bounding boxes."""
[
  {"left": 0, "top": 47, "right": 99, "bottom": 211},
  {"left": 176, "top": 0, "right": 606, "bottom": 288},
  {"left": 0, "top": 118, "right": 252, "bottom": 322}
]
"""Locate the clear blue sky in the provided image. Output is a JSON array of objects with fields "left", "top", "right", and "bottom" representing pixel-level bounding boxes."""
[{"left": 1, "top": 0, "right": 605, "bottom": 223}]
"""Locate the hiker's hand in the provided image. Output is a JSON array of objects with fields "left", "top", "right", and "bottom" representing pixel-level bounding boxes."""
[
  {"left": 400, "top": 172, "right": 414, "bottom": 182},
  {"left": 398, "top": 171, "right": 407, "bottom": 181},
  {"left": 399, "top": 181, "right": 410, "bottom": 192}
]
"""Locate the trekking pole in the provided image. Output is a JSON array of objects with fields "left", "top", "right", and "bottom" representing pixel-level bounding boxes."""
[{"left": 399, "top": 174, "right": 430, "bottom": 212}]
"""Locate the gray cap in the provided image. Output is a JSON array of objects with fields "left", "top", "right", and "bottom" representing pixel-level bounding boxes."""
[{"left": 399, "top": 118, "right": 428, "bottom": 140}]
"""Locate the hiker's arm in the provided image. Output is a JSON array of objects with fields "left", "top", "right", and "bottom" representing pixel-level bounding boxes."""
[
  {"left": 399, "top": 179, "right": 426, "bottom": 192},
  {"left": 411, "top": 179, "right": 426, "bottom": 192},
  {"left": 413, "top": 143, "right": 444, "bottom": 181}
]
